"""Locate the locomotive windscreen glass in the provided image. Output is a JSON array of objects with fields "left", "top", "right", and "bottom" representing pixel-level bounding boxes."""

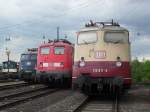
[
  {"left": 40, "top": 47, "right": 50, "bottom": 54},
  {"left": 54, "top": 47, "right": 64, "bottom": 55},
  {"left": 104, "top": 32, "right": 128, "bottom": 43},
  {"left": 30, "top": 54, "right": 37, "bottom": 60},
  {"left": 2, "top": 62, "right": 17, "bottom": 69},
  {"left": 21, "top": 54, "right": 30, "bottom": 60},
  {"left": 21, "top": 54, "right": 37, "bottom": 60},
  {"left": 2, "top": 63, "right": 8, "bottom": 69},
  {"left": 9, "top": 63, "right": 17, "bottom": 69},
  {"left": 78, "top": 32, "right": 97, "bottom": 44}
]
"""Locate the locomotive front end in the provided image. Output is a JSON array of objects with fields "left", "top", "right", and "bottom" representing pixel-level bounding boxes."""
[
  {"left": 19, "top": 48, "right": 37, "bottom": 82},
  {"left": 72, "top": 21, "right": 131, "bottom": 94},
  {"left": 36, "top": 39, "right": 73, "bottom": 86}
]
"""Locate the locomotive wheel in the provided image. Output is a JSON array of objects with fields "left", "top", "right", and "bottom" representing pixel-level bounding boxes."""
[
  {"left": 24, "top": 79, "right": 31, "bottom": 83},
  {"left": 33, "top": 77, "right": 40, "bottom": 83},
  {"left": 72, "top": 83, "right": 79, "bottom": 90},
  {"left": 63, "top": 78, "right": 71, "bottom": 88},
  {"left": 82, "top": 84, "right": 90, "bottom": 94},
  {"left": 32, "top": 77, "right": 37, "bottom": 83}
]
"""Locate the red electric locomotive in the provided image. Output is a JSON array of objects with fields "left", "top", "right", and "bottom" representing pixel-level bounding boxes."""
[{"left": 35, "top": 39, "right": 74, "bottom": 86}]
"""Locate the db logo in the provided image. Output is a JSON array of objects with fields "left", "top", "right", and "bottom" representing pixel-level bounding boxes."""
[{"left": 95, "top": 51, "right": 106, "bottom": 59}]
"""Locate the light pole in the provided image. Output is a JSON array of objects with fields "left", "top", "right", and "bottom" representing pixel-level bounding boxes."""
[
  {"left": 43, "top": 35, "right": 46, "bottom": 44},
  {"left": 5, "top": 37, "right": 11, "bottom": 73},
  {"left": 57, "top": 27, "right": 59, "bottom": 40},
  {"left": 6, "top": 48, "right": 10, "bottom": 73}
]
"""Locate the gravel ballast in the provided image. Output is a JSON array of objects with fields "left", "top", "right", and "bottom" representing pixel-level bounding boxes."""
[
  {"left": 39, "top": 91, "right": 87, "bottom": 112},
  {"left": 0, "top": 84, "right": 46, "bottom": 97},
  {"left": 2, "top": 90, "right": 73, "bottom": 112}
]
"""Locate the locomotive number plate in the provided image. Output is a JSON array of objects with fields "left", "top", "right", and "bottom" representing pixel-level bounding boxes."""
[
  {"left": 93, "top": 68, "right": 108, "bottom": 73},
  {"left": 54, "top": 63, "right": 61, "bottom": 67},
  {"left": 43, "top": 63, "right": 48, "bottom": 67},
  {"left": 95, "top": 51, "right": 106, "bottom": 59}
]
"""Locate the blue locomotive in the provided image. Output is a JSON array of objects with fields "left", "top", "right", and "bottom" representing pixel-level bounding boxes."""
[{"left": 19, "top": 48, "right": 37, "bottom": 82}]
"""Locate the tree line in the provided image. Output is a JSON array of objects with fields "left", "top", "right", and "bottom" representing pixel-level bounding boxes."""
[{"left": 132, "top": 59, "right": 150, "bottom": 82}]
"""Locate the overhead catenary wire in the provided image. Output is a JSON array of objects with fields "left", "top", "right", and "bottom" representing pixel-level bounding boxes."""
[
  {"left": 0, "top": 0, "right": 103, "bottom": 32},
  {"left": 0, "top": 0, "right": 146, "bottom": 33},
  {"left": 0, "top": 1, "right": 147, "bottom": 46},
  {"left": 0, "top": 0, "right": 146, "bottom": 41},
  {"left": 118, "top": 0, "right": 146, "bottom": 22},
  {"left": 0, "top": 0, "right": 106, "bottom": 46}
]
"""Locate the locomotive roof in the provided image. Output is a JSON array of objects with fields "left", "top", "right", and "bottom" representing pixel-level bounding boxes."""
[
  {"left": 79, "top": 26, "right": 128, "bottom": 32},
  {"left": 21, "top": 52, "right": 37, "bottom": 55},
  {"left": 79, "top": 20, "right": 128, "bottom": 32},
  {"left": 22, "top": 48, "right": 38, "bottom": 55},
  {"left": 40, "top": 39, "right": 73, "bottom": 47},
  {"left": 2, "top": 60, "right": 17, "bottom": 63}
]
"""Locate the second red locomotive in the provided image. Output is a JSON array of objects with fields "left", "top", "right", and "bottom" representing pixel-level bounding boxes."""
[{"left": 35, "top": 39, "right": 74, "bottom": 86}]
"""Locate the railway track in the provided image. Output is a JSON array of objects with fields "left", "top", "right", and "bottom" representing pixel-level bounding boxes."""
[
  {"left": 73, "top": 95, "right": 119, "bottom": 112},
  {"left": 0, "top": 81, "right": 28, "bottom": 90},
  {"left": 0, "top": 79, "right": 16, "bottom": 83},
  {"left": 0, "top": 85, "right": 59, "bottom": 110}
]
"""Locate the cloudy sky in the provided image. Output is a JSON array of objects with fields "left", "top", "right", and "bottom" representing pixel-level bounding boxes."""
[{"left": 0, "top": 0, "right": 150, "bottom": 62}]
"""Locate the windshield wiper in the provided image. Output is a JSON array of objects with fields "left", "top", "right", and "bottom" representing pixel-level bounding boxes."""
[
  {"left": 82, "top": 40, "right": 88, "bottom": 44},
  {"left": 114, "top": 40, "right": 121, "bottom": 44}
]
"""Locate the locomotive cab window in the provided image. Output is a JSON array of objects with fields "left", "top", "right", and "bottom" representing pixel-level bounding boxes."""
[
  {"left": 21, "top": 54, "right": 37, "bottom": 60},
  {"left": 21, "top": 54, "right": 29, "bottom": 60},
  {"left": 54, "top": 47, "right": 64, "bottom": 55},
  {"left": 104, "top": 31, "right": 128, "bottom": 44},
  {"left": 3, "top": 63, "right": 8, "bottom": 69},
  {"left": 78, "top": 32, "right": 97, "bottom": 44},
  {"left": 40, "top": 47, "right": 50, "bottom": 55},
  {"left": 30, "top": 54, "right": 37, "bottom": 60}
]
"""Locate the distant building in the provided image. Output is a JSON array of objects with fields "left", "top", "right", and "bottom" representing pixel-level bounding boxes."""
[{"left": 2, "top": 60, "right": 18, "bottom": 73}]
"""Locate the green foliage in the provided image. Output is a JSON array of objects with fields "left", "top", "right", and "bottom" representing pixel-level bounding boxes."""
[{"left": 131, "top": 59, "right": 150, "bottom": 82}]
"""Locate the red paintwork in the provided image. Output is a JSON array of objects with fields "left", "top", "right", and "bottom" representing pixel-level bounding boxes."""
[
  {"left": 72, "top": 61, "right": 131, "bottom": 85},
  {"left": 36, "top": 41, "right": 74, "bottom": 74}
]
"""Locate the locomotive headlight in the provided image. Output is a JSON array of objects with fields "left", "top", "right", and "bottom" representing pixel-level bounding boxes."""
[
  {"left": 27, "top": 62, "right": 31, "bottom": 66},
  {"left": 20, "top": 66, "right": 23, "bottom": 70},
  {"left": 116, "top": 61, "right": 122, "bottom": 67},
  {"left": 79, "top": 61, "right": 85, "bottom": 67},
  {"left": 79, "top": 57, "right": 86, "bottom": 67}
]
